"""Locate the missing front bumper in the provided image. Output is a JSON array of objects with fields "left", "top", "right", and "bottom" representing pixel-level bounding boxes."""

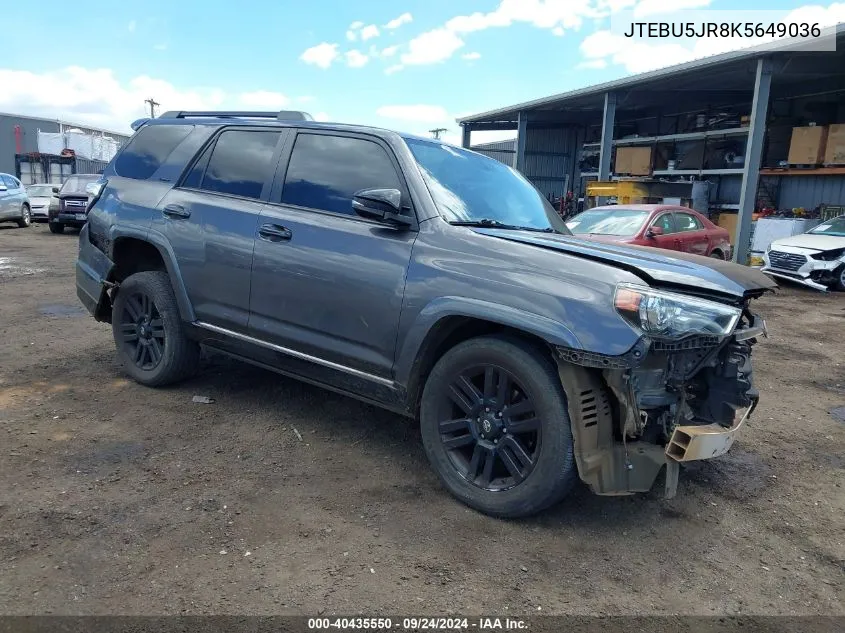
[{"left": 666, "top": 399, "right": 757, "bottom": 462}]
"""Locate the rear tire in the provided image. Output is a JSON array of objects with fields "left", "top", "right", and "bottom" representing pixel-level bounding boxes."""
[
  {"left": 419, "top": 335, "right": 577, "bottom": 518},
  {"left": 111, "top": 271, "right": 200, "bottom": 386},
  {"left": 49, "top": 222, "right": 64, "bottom": 234},
  {"left": 16, "top": 205, "right": 31, "bottom": 228},
  {"left": 709, "top": 250, "right": 724, "bottom": 259}
]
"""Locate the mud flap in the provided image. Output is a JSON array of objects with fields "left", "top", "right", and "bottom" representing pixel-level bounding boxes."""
[{"left": 558, "top": 362, "right": 667, "bottom": 495}]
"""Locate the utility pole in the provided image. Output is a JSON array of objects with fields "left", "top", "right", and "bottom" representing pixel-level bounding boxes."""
[
  {"left": 144, "top": 97, "right": 160, "bottom": 118},
  {"left": 429, "top": 127, "right": 447, "bottom": 140}
]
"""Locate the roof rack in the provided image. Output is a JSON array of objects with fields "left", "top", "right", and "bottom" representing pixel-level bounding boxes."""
[{"left": 158, "top": 110, "right": 314, "bottom": 121}]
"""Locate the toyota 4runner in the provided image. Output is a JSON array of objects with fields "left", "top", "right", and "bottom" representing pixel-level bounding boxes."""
[{"left": 76, "top": 110, "right": 776, "bottom": 517}]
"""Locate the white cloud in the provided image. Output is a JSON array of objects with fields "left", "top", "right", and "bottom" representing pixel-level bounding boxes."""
[
  {"left": 376, "top": 105, "right": 451, "bottom": 123},
  {"left": 300, "top": 42, "right": 339, "bottom": 69},
  {"left": 238, "top": 90, "right": 290, "bottom": 108},
  {"left": 128, "top": 20, "right": 136, "bottom": 33},
  {"left": 380, "top": 45, "right": 399, "bottom": 57},
  {"left": 360, "top": 24, "right": 380, "bottom": 41},
  {"left": 345, "top": 50, "right": 369, "bottom": 68},
  {"left": 633, "top": 0, "right": 711, "bottom": 18},
  {"left": 385, "top": 64, "right": 404, "bottom": 75},
  {"left": 346, "top": 30, "right": 357, "bottom": 41},
  {"left": 577, "top": 58, "right": 607, "bottom": 69},
  {"left": 349, "top": 21, "right": 364, "bottom": 30},
  {"left": 385, "top": 12, "right": 413, "bottom": 29},
  {"left": 552, "top": 26, "right": 565, "bottom": 36},
  {"left": 296, "top": 95, "right": 316, "bottom": 104},
  {"left": 0, "top": 66, "right": 234, "bottom": 133},
  {"left": 462, "top": 52, "right": 481, "bottom": 60},
  {"left": 313, "top": 112, "right": 330, "bottom": 122},
  {"left": 401, "top": 28, "right": 465, "bottom": 65}
]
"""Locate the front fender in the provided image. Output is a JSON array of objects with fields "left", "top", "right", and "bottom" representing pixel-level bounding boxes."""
[{"left": 393, "top": 296, "right": 583, "bottom": 389}]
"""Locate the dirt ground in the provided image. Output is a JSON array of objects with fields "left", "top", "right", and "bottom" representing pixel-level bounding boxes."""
[{"left": 0, "top": 222, "right": 843, "bottom": 617}]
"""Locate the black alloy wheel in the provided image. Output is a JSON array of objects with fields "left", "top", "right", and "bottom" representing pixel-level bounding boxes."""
[
  {"left": 118, "top": 291, "right": 166, "bottom": 371},
  {"left": 438, "top": 364, "right": 541, "bottom": 491}
]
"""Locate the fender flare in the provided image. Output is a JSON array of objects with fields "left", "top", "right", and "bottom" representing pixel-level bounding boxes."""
[
  {"left": 393, "top": 296, "right": 583, "bottom": 389},
  {"left": 108, "top": 225, "right": 196, "bottom": 323}
]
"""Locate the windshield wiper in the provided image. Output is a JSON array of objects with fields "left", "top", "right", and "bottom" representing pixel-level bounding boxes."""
[{"left": 450, "top": 219, "right": 559, "bottom": 233}]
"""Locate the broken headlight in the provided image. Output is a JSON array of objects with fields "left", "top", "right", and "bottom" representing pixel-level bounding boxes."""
[
  {"left": 614, "top": 283, "right": 741, "bottom": 340},
  {"left": 810, "top": 248, "right": 845, "bottom": 261}
]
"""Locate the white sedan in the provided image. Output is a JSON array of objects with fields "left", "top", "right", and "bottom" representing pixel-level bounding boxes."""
[
  {"left": 24, "top": 184, "right": 60, "bottom": 222},
  {"left": 762, "top": 215, "right": 845, "bottom": 291}
]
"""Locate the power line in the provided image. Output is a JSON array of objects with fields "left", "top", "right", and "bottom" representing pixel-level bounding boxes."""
[{"left": 144, "top": 97, "right": 160, "bottom": 118}]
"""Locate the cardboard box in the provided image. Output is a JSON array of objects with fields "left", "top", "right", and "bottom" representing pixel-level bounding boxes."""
[
  {"left": 787, "top": 126, "right": 827, "bottom": 165},
  {"left": 824, "top": 124, "right": 845, "bottom": 165},
  {"left": 718, "top": 212, "right": 739, "bottom": 243},
  {"left": 615, "top": 146, "right": 652, "bottom": 175}
]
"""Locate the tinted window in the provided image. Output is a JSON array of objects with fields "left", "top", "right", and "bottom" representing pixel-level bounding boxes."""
[
  {"left": 282, "top": 134, "right": 402, "bottom": 215},
  {"left": 201, "top": 130, "right": 281, "bottom": 200},
  {"left": 653, "top": 213, "right": 676, "bottom": 234},
  {"left": 115, "top": 124, "right": 193, "bottom": 180},
  {"left": 181, "top": 143, "right": 213, "bottom": 189},
  {"left": 675, "top": 213, "right": 702, "bottom": 232}
]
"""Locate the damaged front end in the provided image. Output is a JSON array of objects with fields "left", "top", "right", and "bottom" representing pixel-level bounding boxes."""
[{"left": 555, "top": 283, "right": 768, "bottom": 499}]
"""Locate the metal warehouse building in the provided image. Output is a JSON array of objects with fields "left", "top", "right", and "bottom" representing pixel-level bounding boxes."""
[
  {"left": 0, "top": 112, "right": 131, "bottom": 183},
  {"left": 459, "top": 24, "right": 845, "bottom": 264}
]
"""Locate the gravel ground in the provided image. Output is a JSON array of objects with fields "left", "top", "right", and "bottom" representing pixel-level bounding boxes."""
[{"left": 0, "top": 222, "right": 843, "bottom": 616}]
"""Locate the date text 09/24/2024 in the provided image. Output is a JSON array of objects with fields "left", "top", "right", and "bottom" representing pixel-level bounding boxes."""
[{"left": 307, "top": 617, "right": 528, "bottom": 630}]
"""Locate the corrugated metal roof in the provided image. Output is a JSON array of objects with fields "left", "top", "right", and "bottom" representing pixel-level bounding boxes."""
[
  {"left": 458, "top": 23, "right": 845, "bottom": 124},
  {"left": 0, "top": 111, "right": 131, "bottom": 139}
]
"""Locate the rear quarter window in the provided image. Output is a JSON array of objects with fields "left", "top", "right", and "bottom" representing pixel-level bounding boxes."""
[{"left": 114, "top": 124, "right": 193, "bottom": 180}]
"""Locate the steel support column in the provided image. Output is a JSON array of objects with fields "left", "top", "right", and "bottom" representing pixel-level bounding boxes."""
[
  {"left": 598, "top": 92, "right": 616, "bottom": 182},
  {"left": 734, "top": 57, "right": 772, "bottom": 264},
  {"left": 461, "top": 123, "right": 472, "bottom": 149},
  {"left": 514, "top": 112, "right": 528, "bottom": 173}
]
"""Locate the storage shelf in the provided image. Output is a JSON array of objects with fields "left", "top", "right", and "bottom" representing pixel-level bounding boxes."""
[
  {"left": 760, "top": 166, "right": 845, "bottom": 176},
  {"left": 582, "top": 127, "right": 749, "bottom": 150},
  {"left": 652, "top": 168, "right": 745, "bottom": 176}
]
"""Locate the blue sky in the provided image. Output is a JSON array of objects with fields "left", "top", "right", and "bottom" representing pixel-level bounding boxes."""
[{"left": 1, "top": 0, "right": 843, "bottom": 144}]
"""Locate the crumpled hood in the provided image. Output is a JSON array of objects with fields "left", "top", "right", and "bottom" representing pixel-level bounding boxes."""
[
  {"left": 474, "top": 228, "right": 777, "bottom": 298},
  {"left": 770, "top": 233, "right": 845, "bottom": 252}
]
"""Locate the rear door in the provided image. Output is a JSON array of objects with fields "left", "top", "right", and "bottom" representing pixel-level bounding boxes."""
[
  {"left": 673, "top": 211, "right": 710, "bottom": 255},
  {"left": 248, "top": 130, "right": 417, "bottom": 380},
  {"left": 0, "top": 176, "right": 13, "bottom": 219},
  {"left": 155, "top": 127, "right": 287, "bottom": 332},
  {"left": 0, "top": 175, "right": 22, "bottom": 219}
]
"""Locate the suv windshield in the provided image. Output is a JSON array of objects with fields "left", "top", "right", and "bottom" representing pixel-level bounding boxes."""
[
  {"left": 26, "top": 185, "right": 55, "bottom": 197},
  {"left": 406, "top": 139, "right": 569, "bottom": 233},
  {"left": 808, "top": 216, "right": 845, "bottom": 237},
  {"left": 566, "top": 207, "right": 650, "bottom": 236},
  {"left": 60, "top": 175, "right": 99, "bottom": 195}
]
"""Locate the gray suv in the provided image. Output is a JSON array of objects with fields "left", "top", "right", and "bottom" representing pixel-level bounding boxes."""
[
  {"left": 76, "top": 110, "right": 776, "bottom": 517},
  {"left": 0, "top": 172, "right": 31, "bottom": 228}
]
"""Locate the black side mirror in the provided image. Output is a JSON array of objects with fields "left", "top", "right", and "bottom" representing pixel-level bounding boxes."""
[
  {"left": 52, "top": 186, "right": 60, "bottom": 194},
  {"left": 352, "top": 188, "right": 411, "bottom": 226}
]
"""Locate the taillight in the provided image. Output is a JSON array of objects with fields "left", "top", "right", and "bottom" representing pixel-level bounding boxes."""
[{"left": 86, "top": 178, "right": 107, "bottom": 211}]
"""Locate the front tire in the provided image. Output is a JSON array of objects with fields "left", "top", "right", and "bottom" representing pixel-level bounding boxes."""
[
  {"left": 111, "top": 271, "right": 200, "bottom": 386},
  {"left": 419, "top": 335, "right": 577, "bottom": 518},
  {"left": 834, "top": 264, "right": 845, "bottom": 292},
  {"left": 16, "top": 205, "right": 31, "bottom": 228},
  {"left": 48, "top": 221, "right": 64, "bottom": 234}
]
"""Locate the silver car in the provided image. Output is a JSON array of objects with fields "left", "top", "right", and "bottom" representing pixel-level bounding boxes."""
[
  {"left": 0, "top": 173, "right": 31, "bottom": 228},
  {"left": 24, "top": 183, "right": 60, "bottom": 222}
]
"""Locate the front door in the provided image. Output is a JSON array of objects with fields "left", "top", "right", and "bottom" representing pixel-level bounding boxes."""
[
  {"left": 153, "top": 128, "right": 286, "bottom": 331},
  {"left": 648, "top": 212, "right": 682, "bottom": 251},
  {"left": 249, "top": 131, "right": 417, "bottom": 379}
]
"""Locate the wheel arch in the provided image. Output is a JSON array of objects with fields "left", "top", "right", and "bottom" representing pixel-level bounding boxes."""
[
  {"left": 396, "top": 297, "right": 582, "bottom": 415},
  {"left": 108, "top": 227, "right": 195, "bottom": 322}
]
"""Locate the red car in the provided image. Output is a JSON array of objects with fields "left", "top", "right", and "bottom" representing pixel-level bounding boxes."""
[{"left": 565, "top": 204, "right": 732, "bottom": 259}]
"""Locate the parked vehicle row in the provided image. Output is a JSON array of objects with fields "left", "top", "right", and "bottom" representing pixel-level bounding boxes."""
[
  {"left": 74, "top": 109, "right": 776, "bottom": 517},
  {"left": 0, "top": 174, "right": 100, "bottom": 231}
]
